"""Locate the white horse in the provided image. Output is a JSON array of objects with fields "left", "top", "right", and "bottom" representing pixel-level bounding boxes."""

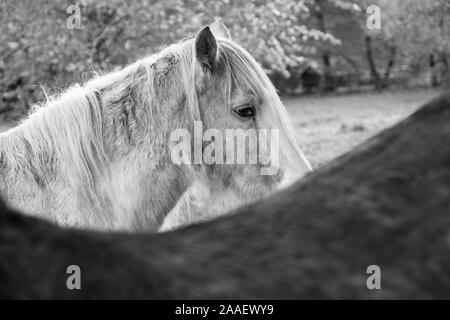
[{"left": 0, "top": 20, "right": 312, "bottom": 232}]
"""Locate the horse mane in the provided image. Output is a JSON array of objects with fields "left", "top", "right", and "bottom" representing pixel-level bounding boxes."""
[{"left": 1, "top": 85, "right": 105, "bottom": 193}]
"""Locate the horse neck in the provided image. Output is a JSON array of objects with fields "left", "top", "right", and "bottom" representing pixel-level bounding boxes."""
[
  {"left": 0, "top": 118, "right": 177, "bottom": 231},
  {"left": 95, "top": 84, "right": 195, "bottom": 231}
]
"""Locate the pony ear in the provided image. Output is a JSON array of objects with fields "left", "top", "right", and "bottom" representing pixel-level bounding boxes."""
[
  {"left": 210, "top": 19, "right": 231, "bottom": 39},
  {"left": 195, "top": 26, "right": 218, "bottom": 71}
]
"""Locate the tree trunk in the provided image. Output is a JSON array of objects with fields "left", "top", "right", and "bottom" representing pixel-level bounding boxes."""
[
  {"left": 315, "top": 0, "right": 335, "bottom": 92},
  {"left": 2, "top": 93, "right": 450, "bottom": 299},
  {"left": 382, "top": 45, "right": 396, "bottom": 88},
  {"left": 442, "top": 53, "right": 450, "bottom": 88},
  {"left": 365, "top": 35, "right": 382, "bottom": 91},
  {"left": 429, "top": 54, "right": 439, "bottom": 87}
]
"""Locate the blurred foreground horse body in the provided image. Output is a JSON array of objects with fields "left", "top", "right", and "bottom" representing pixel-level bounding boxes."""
[
  {"left": 1, "top": 93, "right": 449, "bottom": 299},
  {"left": 0, "top": 21, "right": 311, "bottom": 231}
]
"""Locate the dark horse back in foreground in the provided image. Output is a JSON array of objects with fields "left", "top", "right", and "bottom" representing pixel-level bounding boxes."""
[{"left": 1, "top": 93, "right": 450, "bottom": 299}]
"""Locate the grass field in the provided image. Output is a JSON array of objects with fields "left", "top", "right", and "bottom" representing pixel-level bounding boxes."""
[{"left": 285, "top": 88, "right": 443, "bottom": 168}]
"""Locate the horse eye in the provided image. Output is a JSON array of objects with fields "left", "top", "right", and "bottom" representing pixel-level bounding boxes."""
[{"left": 234, "top": 105, "right": 256, "bottom": 118}]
